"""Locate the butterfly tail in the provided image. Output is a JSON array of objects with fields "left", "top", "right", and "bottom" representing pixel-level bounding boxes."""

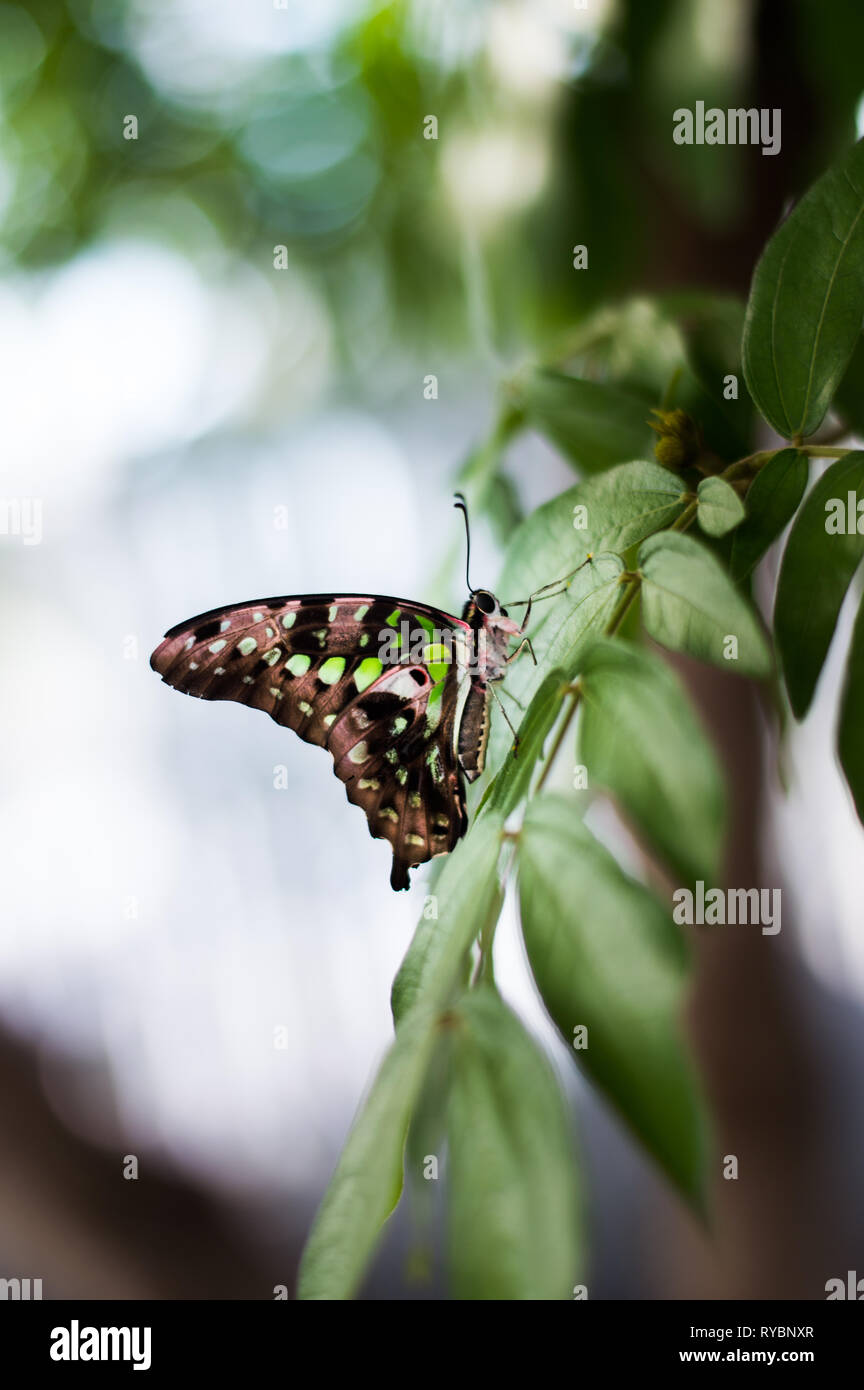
[{"left": 390, "top": 858, "right": 411, "bottom": 891}]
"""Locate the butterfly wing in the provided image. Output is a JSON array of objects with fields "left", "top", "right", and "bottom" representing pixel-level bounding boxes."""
[{"left": 150, "top": 594, "right": 474, "bottom": 889}]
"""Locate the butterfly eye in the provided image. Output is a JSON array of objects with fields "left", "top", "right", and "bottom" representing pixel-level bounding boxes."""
[{"left": 474, "top": 590, "right": 496, "bottom": 614}]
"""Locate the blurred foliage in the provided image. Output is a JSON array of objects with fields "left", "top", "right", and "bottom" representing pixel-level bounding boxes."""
[{"left": 4, "top": 0, "right": 861, "bottom": 385}]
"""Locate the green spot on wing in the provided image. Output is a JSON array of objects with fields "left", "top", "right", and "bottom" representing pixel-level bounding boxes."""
[
  {"left": 238, "top": 636, "right": 257, "bottom": 656},
  {"left": 355, "top": 657, "right": 383, "bottom": 693},
  {"left": 319, "top": 656, "right": 346, "bottom": 685},
  {"left": 424, "top": 643, "right": 451, "bottom": 682},
  {"left": 385, "top": 609, "right": 401, "bottom": 627},
  {"left": 287, "top": 653, "right": 311, "bottom": 677}
]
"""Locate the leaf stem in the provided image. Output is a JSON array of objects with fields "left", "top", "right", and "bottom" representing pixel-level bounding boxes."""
[
  {"left": 672, "top": 498, "right": 699, "bottom": 532},
  {"left": 535, "top": 687, "right": 580, "bottom": 793},
  {"left": 721, "top": 449, "right": 775, "bottom": 480},
  {"left": 799, "top": 445, "right": 856, "bottom": 458},
  {"left": 605, "top": 572, "right": 643, "bottom": 632},
  {"left": 724, "top": 443, "right": 854, "bottom": 483}
]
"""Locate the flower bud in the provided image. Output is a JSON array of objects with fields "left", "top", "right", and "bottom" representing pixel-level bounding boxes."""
[{"left": 648, "top": 408, "right": 702, "bottom": 470}]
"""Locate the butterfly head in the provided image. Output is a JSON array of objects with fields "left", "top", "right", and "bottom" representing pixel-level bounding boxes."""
[{"left": 462, "top": 587, "right": 521, "bottom": 637}]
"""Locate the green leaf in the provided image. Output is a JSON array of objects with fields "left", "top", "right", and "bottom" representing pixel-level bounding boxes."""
[
  {"left": 838, "top": 591, "right": 864, "bottom": 828},
  {"left": 659, "top": 292, "right": 755, "bottom": 455},
  {"left": 576, "top": 460, "right": 688, "bottom": 550},
  {"left": 742, "top": 138, "right": 864, "bottom": 440},
  {"left": 486, "top": 550, "right": 624, "bottom": 775},
  {"left": 508, "top": 367, "right": 655, "bottom": 473},
  {"left": 774, "top": 452, "right": 864, "bottom": 718},
  {"left": 299, "top": 816, "right": 504, "bottom": 1300},
  {"left": 578, "top": 639, "right": 725, "bottom": 883},
  {"left": 391, "top": 813, "right": 505, "bottom": 1025},
  {"left": 696, "top": 475, "right": 745, "bottom": 537},
  {"left": 834, "top": 334, "right": 864, "bottom": 437},
  {"left": 662, "top": 292, "right": 746, "bottom": 398},
  {"left": 447, "top": 988, "right": 582, "bottom": 1300},
  {"left": 638, "top": 530, "right": 772, "bottom": 677},
  {"left": 527, "top": 554, "right": 625, "bottom": 672},
  {"left": 500, "top": 463, "right": 685, "bottom": 598},
  {"left": 482, "top": 668, "right": 567, "bottom": 818},
  {"left": 296, "top": 1007, "right": 441, "bottom": 1301},
  {"left": 729, "top": 448, "right": 809, "bottom": 581},
  {"left": 553, "top": 297, "right": 687, "bottom": 403},
  {"left": 518, "top": 794, "right": 710, "bottom": 1209},
  {"left": 403, "top": 1029, "right": 452, "bottom": 1267},
  {"left": 486, "top": 459, "right": 686, "bottom": 779}
]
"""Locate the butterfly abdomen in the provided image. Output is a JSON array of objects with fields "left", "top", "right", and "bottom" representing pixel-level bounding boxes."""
[{"left": 457, "top": 681, "right": 491, "bottom": 782}]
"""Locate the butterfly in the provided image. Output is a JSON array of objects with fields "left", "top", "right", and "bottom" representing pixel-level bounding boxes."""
[{"left": 151, "top": 496, "right": 587, "bottom": 890}]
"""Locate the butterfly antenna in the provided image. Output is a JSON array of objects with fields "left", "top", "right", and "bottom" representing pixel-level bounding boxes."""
[{"left": 453, "top": 492, "right": 475, "bottom": 594}]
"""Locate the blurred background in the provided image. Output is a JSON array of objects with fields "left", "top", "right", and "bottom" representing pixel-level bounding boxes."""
[{"left": 2, "top": 0, "right": 864, "bottom": 1299}]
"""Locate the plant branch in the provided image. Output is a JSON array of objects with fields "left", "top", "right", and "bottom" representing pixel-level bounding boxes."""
[
  {"left": 672, "top": 497, "right": 699, "bottom": 532},
  {"left": 799, "top": 445, "right": 856, "bottom": 458},
  {"left": 535, "top": 684, "right": 581, "bottom": 794}
]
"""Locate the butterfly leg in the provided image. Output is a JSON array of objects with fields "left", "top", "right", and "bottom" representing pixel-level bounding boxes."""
[
  {"left": 506, "top": 636, "right": 537, "bottom": 666},
  {"left": 490, "top": 682, "right": 521, "bottom": 758}
]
